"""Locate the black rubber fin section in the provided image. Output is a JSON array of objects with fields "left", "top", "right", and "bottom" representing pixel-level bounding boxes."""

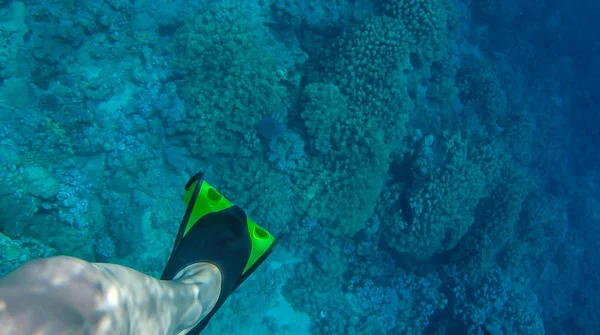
[{"left": 161, "top": 207, "right": 253, "bottom": 334}]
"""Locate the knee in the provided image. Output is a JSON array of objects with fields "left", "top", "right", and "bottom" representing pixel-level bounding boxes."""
[{"left": 0, "top": 256, "right": 96, "bottom": 288}]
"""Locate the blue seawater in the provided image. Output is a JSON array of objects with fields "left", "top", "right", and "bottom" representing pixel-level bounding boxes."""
[{"left": 0, "top": 0, "right": 597, "bottom": 334}]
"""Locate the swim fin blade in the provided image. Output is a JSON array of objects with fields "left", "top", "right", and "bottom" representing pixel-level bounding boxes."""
[{"left": 161, "top": 172, "right": 276, "bottom": 334}]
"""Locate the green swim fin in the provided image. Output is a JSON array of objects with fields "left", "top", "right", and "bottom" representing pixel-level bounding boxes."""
[{"left": 161, "top": 172, "right": 276, "bottom": 334}]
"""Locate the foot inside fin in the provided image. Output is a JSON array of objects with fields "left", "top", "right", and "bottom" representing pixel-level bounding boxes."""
[{"left": 161, "top": 172, "right": 277, "bottom": 334}]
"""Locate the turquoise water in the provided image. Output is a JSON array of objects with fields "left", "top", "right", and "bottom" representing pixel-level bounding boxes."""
[{"left": 0, "top": 0, "right": 597, "bottom": 334}]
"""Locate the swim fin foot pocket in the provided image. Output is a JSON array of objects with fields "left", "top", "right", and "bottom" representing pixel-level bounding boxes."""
[{"left": 161, "top": 172, "right": 276, "bottom": 334}]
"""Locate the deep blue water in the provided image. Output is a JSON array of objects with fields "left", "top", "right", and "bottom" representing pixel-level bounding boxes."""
[{"left": 0, "top": 0, "right": 598, "bottom": 334}]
